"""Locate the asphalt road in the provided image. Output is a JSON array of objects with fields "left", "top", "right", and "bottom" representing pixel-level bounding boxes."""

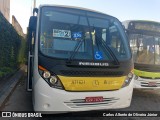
[{"left": 1, "top": 73, "right": 160, "bottom": 120}]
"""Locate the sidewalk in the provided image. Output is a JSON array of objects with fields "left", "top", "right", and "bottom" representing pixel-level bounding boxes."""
[{"left": 0, "top": 65, "right": 26, "bottom": 110}]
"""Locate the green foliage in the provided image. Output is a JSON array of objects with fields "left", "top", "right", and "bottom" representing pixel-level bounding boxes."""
[
  {"left": 18, "top": 37, "right": 27, "bottom": 64},
  {"left": 0, "top": 12, "right": 26, "bottom": 78},
  {"left": 0, "top": 71, "right": 5, "bottom": 77},
  {"left": 0, "top": 67, "right": 14, "bottom": 77}
]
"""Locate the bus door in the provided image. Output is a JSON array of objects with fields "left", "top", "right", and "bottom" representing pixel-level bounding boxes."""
[{"left": 27, "top": 12, "right": 37, "bottom": 91}]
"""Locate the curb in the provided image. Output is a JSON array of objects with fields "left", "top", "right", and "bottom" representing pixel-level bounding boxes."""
[{"left": 0, "top": 66, "right": 26, "bottom": 110}]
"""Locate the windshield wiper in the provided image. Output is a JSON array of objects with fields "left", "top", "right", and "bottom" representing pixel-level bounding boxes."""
[
  {"left": 85, "top": 13, "right": 119, "bottom": 66},
  {"left": 67, "top": 39, "right": 84, "bottom": 62},
  {"left": 103, "top": 41, "right": 120, "bottom": 65},
  {"left": 95, "top": 34, "right": 120, "bottom": 65}
]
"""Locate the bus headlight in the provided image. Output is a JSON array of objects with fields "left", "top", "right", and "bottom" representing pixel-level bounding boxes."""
[
  {"left": 43, "top": 71, "right": 51, "bottom": 79},
  {"left": 122, "top": 72, "right": 133, "bottom": 88},
  {"left": 128, "top": 73, "right": 133, "bottom": 79},
  {"left": 49, "top": 76, "right": 58, "bottom": 85},
  {"left": 134, "top": 75, "right": 138, "bottom": 80},
  {"left": 38, "top": 65, "right": 64, "bottom": 89}
]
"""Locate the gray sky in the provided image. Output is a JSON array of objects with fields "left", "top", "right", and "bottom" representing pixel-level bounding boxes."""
[{"left": 11, "top": 0, "right": 160, "bottom": 34}]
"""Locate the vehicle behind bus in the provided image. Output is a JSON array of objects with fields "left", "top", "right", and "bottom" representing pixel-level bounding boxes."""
[
  {"left": 123, "top": 20, "right": 160, "bottom": 88},
  {"left": 27, "top": 5, "right": 133, "bottom": 113}
]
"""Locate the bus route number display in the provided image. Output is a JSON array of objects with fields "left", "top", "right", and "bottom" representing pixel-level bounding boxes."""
[
  {"left": 53, "top": 29, "right": 71, "bottom": 38},
  {"left": 134, "top": 22, "right": 160, "bottom": 32}
]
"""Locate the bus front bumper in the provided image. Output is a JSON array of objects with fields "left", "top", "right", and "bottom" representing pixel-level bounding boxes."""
[
  {"left": 134, "top": 76, "right": 160, "bottom": 88},
  {"left": 33, "top": 77, "right": 133, "bottom": 113}
]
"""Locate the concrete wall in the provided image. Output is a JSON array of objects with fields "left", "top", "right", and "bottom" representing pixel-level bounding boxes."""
[
  {"left": 12, "top": 15, "right": 25, "bottom": 37},
  {"left": 0, "top": 0, "right": 10, "bottom": 21}
]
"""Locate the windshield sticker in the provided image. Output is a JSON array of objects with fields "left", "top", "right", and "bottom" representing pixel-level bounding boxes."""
[
  {"left": 94, "top": 51, "right": 103, "bottom": 60},
  {"left": 72, "top": 32, "right": 82, "bottom": 38},
  {"left": 53, "top": 29, "right": 71, "bottom": 38}
]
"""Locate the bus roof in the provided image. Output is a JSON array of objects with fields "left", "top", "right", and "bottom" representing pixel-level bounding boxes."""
[
  {"left": 38, "top": 4, "right": 116, "bottom": 19},
  {"left": 123, "top": 20, "right": 160, "bottom": 23},
  {"left": 122, "top": 20, "right": 160, "bottom": 29}
]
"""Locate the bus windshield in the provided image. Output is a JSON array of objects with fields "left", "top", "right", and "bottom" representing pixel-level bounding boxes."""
[
  {"left": 39, "top": 7, "right": 130, "bottom": 61},
  {"left": 129, "top": 34, "right": 160, "bottom": 65}
]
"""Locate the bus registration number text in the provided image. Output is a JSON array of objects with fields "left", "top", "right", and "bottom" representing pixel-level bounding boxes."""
[{"left": 85, "top": 96, "right": 104, "bottom": 103}]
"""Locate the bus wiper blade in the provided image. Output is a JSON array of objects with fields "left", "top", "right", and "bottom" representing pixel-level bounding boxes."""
[
  {"left": 96, "top": 34, "right": 120, "bottom": 65},
  {"left": 67, "top": 39, "right": 84, "bottom": 62},
  {"left": 102, "top": 39, "right": 120, "bottom": 65},
  {"left": 85, "top": 13, "right": 119, "bottom": 66}
]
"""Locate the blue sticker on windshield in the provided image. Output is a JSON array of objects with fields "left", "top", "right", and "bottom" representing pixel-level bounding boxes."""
[
  {"left": 94, "top": 51, "right": 103, "bottom": 60},
  {"left": 72, "top": 32, "right": 82, "bottom": 38}
]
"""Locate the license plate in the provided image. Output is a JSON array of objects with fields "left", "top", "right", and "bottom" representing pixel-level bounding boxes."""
[
  {"left": 85, "top": 96, "right": 104, "bottom": 103},
  {"left": 148, "top": 82, "right": 157, "bottom": 86}
]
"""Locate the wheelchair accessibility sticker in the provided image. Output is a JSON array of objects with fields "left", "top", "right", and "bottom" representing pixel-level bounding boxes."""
[{"left": 94, "top": 51, "right": 103, "bottom": 60}]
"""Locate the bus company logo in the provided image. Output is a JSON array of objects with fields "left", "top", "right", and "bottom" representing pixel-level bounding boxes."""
[
  {"left": 92, "top": 80, "right": 99, "bottom": 87},
  {"left": 79, "top": 62, "right": 109, "bottom": 67},
  {"left": 2, "top": 112, "right": 11, "bottom": 117},
  {"left": 1, "top": 112, "right": 42, "bottom": 118}
]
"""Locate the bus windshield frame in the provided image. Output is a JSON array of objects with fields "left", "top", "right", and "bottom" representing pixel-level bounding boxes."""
[
  {"left": 38, "top": 6, "right": 131, "bottom": 61},
  {"left": 125, "top": 21, "right": 160, "bottom": 65}
]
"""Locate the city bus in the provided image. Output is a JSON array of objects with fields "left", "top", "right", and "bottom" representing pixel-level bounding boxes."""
[
  {"left": 27, "top": 5, "right": 133, "bottom": 113},
  {"left": 123, "top": 20, "right": 160, "bottom": 88}
]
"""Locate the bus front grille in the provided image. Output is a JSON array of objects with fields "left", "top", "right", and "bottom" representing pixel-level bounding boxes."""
[
  {"left": 141, "top": 82, "right": 160, "bottom": 87},
  {"left": 64, "top": 97, "right": 119, "bottom": 108},
  {"left": 60, "top": 70, "right": 123, "bottom": 77}
]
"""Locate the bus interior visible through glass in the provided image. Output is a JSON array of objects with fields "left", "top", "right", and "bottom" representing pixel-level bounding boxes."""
[{"left": 129, "top": 34, "right": 160, "bottom": 65}]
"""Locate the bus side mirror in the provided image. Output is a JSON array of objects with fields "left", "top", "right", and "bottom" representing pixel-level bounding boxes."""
[
  {"left": 29, "top": 16, "right": 37, "bottom": 32},
  {"left": 122, "top": 25, "right": 128, "bottom": 34},
  {"left": 28, "top": 8, "right": 38, "bottom": 32},
  {"left": 122, "top": 25, "right": 125, "bottom": 29}
]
